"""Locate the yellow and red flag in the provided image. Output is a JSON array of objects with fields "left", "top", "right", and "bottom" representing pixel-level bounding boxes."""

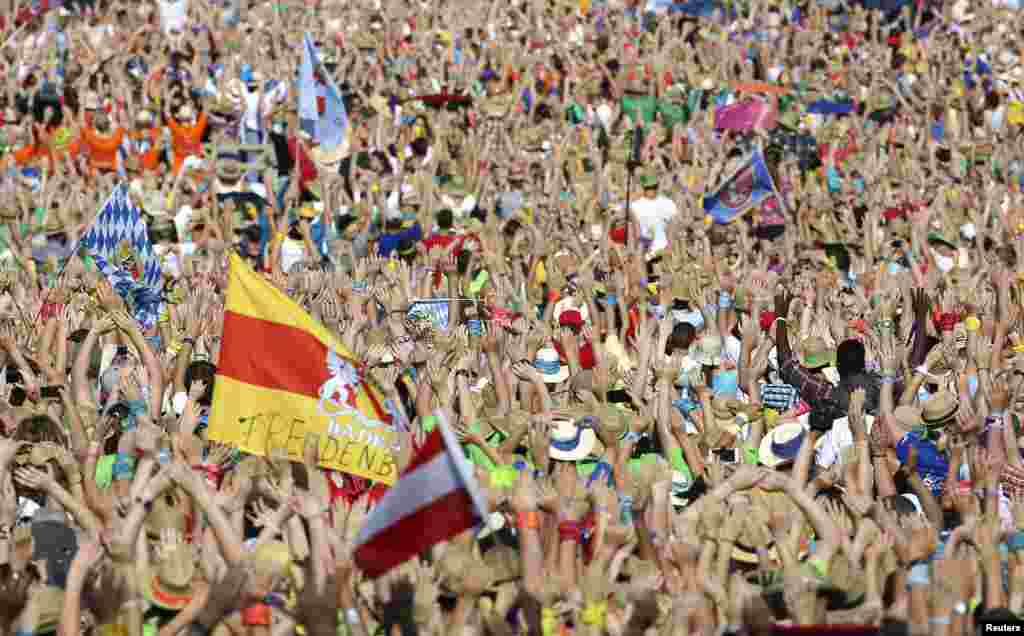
[{"left": 208, "top": 253, "right": 397, "bottom": 484}]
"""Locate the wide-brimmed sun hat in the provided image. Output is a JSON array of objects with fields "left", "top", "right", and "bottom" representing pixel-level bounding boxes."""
[
  {"left": 759, "top": 421, "right": 807, "bottom": 467},
  {"left": 800, "top": 337, "right": 834, "bottom": 370},
  {"left": 688, "top": 334, "right": 723, "bottom": 367},
  {"left": 148, "top": 536, "right": 197, "bottom": 610},
  {"left": 534, "top": 347, "right": 569, "bottom": 384},
  {"left": 922, "top": 391, "right": 958, "bottom": 428},
  {"left": 548, "top": 415, "right": 598, "bottom": 461}
]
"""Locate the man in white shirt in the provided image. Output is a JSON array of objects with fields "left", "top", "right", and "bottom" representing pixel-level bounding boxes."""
[
  {"left": 156, "top": 0, "right": 188, "bottom": 34},
  {"left": 629, "top": 174, "right": 678, "bottom": 255}
]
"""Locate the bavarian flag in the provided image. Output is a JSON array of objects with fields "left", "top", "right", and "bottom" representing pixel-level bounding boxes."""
[{"left": 209, "top": 253, "right": 398, "bottom": 484}]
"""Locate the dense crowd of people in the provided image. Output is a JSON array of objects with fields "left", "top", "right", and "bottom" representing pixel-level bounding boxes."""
[{"left": 1, "top": 0, "right": 1024, "bottom": 634}]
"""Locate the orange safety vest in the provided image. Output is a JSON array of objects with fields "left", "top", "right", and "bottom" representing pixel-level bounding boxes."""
[
  {"left": 81, "top": 126, "right": 126, "bottom": 174},
  {"left": 168, "top": 112, "right": 207, "bottom": 174},
  {"left": 128, "top": 127, "right": 162, "bottom": 173}
]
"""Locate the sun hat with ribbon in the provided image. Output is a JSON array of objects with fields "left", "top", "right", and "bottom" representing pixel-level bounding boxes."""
[
  {"left": 148, "top": 536, "right": 198, "bottom": 610},
  {"left": 534, "top": 347, "right": 569, "bottom": 383},
  {"left": 800, "top": 337, "right": 835, "bottom": 370},
  {"left": 921, "top": 391, "right": 958, "bottom": 429},
  {"left": 549, "top": 415, "right": 599, "bottom": 461},
  {"left": 759, "top": 421, "right": 807, "bottom": 467}
]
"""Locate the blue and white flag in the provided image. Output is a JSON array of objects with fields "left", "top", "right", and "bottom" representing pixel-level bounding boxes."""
[
  {"left": 81, "top": 184, "right": 164, "bottom": 329},
  {"left": 298, "top": 34, "right": 319, "bottom": 137},
  {"left": 407, "top": 300, "right": 450, "bottom": 331},
  {"left": 300, "top": 33, "right": 347, "bottom": 151},
  {"left": 703, "top": 148, "right": 779, "bottom": 225}
]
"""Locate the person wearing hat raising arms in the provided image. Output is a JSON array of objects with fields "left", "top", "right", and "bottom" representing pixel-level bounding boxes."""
[
  {"left": 163, "top": 88, "right": 208, "bottom": 176},
  {"left": 774, "top": 291, "right": 904, "bottom": 430},
  {"left": 374, "top": 186, "right": 423, "bottom": 259},
  {"left": 124, "top": 109, "right": 163, "bottom": 175},
  {"left": 629, "top": 173, "right": 678, "bottom": 256},
  {"left": 77, "top": 96, "right": 128, "bottom": 177}
]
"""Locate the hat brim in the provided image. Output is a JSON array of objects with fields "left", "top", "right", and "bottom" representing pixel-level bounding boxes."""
[
  {"left": 759, "top": 423, "right": 805, "bottom": 468},
  {"left": 539, "top": 365, "right": 570, "bottom": 384},
  {"left": 148, "top": 575, "right": 195, "bottom": 610},
  {"left": 549, "top": 427, "right": 597, "bottom": 461},
  {"left": 923, "top": 407, "right": 957, "bottom": 428}
]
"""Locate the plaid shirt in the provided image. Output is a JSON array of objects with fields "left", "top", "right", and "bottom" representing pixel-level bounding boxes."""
[
  {"left": 778, "top": 348, "right": 902, "bottom": 417},
  {"left": 778, "top": 351, "right": 837, "bottom": 407}
]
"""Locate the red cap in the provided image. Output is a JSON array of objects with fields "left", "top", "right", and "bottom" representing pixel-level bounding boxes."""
[{"left": 559, "top": 309, "right": 584, "bottom": 328}]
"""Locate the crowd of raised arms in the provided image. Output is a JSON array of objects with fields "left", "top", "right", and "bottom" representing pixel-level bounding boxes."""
[{"left": 1, "top": 0, "right": 1024, "bottom": 635}]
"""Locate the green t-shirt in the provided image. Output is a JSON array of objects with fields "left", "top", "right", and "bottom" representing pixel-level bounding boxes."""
[
  {"left": 463, "top": 422, "right": 506, "bottom": 471},
  {"left": 621, "top": 94, "right": 659, "bottom": 125},
  {"left": 656, "top": 100, "right": 688, "bottom": 128}
]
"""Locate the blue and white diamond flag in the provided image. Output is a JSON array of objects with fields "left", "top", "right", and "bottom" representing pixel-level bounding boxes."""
[{"left": 81, "top": 184, "right": 164, "bottom": 329}]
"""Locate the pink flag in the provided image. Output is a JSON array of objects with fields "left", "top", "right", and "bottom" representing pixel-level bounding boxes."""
[{"left": 714, "top": 99, "right": 776, "bottom": 132}]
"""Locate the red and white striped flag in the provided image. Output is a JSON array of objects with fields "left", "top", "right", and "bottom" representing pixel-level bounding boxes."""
[{"left": 353, "top": 414, "right": 489, "bottom": 578}]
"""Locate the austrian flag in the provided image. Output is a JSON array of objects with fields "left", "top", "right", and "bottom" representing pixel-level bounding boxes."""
[{"left": 354, "top": 415, "right": 489, "bottom": 578}]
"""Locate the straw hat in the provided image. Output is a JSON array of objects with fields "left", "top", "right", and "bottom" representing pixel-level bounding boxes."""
[
  {"left": 800, "top": 337, "right": 835, "bottom": 370},
  {"left": 148, "top": 537, "right": 198, "bottom": 610},
  {"left": 15, "top": 441, "right": 62, "bottom": 466},
  {"left": 548, "top": 415, "right": 598, "bottom": 461},
  {"left": 922, "top": 391, "right": 958, "bottom": 428},
  {"left": 688, "top": 334, "right": 723, "bottom": 367},
  {"left": 759, "top": 421, "right": 807, "bottom": 467},
  {"left": 249, "top": 540, "right": 301, "bottom": 593},
  {"left": 216, "top": 158, "right": 245, "bottom": 182},
  {"left": 533, "top": 347, "right": 569, "bottom": 384}
]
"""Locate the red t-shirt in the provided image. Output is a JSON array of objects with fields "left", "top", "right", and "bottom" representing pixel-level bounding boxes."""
[
  {"left": 553, "top": 340, "right": 596, "bottom": 370},
  {"left": 287, "top": 137, "right": 319, "bottom": 190}
]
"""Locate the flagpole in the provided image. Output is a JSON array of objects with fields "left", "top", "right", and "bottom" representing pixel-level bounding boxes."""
[
  {"left": 759, "top": 144, "right": 789, "bottom": 217},
  {"left": 432, "top": 411, "right": 490, "bottom": 522}
]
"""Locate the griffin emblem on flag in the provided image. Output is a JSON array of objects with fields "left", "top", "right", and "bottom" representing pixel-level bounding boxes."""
[{"left": 319, "top": 351, "right": 389, "bottom": 436}]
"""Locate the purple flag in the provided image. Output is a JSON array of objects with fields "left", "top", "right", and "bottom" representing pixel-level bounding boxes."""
[{"left": 714, "top": 99, "right": 776, "bottom": 132}]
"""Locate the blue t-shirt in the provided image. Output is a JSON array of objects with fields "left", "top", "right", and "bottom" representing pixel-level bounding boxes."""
[
  {"left": 896, "top": 431, "right": 949, "bottom": 497},
  {"left": 377, "top": 222, "right": 423, "bottom": 257}
]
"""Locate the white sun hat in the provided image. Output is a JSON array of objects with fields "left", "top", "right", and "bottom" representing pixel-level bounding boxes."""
[
  {"left": 534, "top": 347, "right": 569, "bottom": 384},
  {"left": 548, "top": 415, "right": 597, "bottom": 461},
  {"left": 759, "top": 421, "right": 807, "bottom": 468}
]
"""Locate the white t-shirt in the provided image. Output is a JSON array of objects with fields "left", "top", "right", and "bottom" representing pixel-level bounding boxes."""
[
  {"left": 630, "top": 195, "right": 678, "bottom": 253},
  {"left": 280, "top": 239, "right": 306, "bottom": 273},
  {"left": 158, "top": 0, "right": 189, "bottom": 34}
]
